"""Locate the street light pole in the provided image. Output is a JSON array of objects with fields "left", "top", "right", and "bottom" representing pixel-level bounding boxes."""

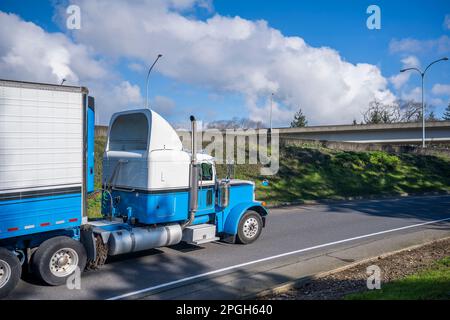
[
  {"left": 269, "top": 93, "right": 274, "bottom": 132},
  {"left": 400, "top": 57, "right": 448, "bottom": 148},
  {"left": 145, "top": 54, "right": 163, "bottom": 109},
  {"left": 421, "top": 73, "right": 424, "bottom": 148}
]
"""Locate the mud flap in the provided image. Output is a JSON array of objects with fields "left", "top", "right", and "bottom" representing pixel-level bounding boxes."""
[
  {"left": 80, "top": 225, "right": 97, "bottom": 262},
  {"left": 221, "top": 233, "right": 236, "bottom": 244}
]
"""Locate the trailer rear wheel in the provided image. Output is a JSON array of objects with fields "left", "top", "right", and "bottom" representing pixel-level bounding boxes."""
[
  {"left": 32, "top": 237, "right": 87, "bottom": 286},
  {"left": 236, "top": 211, "right": 263, "bottom": 244},
  {"left": 0, "top": 248, "right": 21, "bottom": 299}
]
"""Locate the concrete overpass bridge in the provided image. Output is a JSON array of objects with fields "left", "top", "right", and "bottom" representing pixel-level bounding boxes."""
[
  {"left": 276, "top": 121, "right": 450, "bottom": 144},
  {"left": 95, "top": 121, "right": 450, "bottom": 145}
]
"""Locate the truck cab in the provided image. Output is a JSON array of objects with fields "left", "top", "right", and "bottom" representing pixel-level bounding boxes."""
[{"left": 101, "top": 109, "right": 268, "bottom": 246}]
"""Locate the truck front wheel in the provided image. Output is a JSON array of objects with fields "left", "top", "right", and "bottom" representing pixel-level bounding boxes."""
[
  {"left": 0, "top": 248, "right": 21, "bottom": 299},
  {"left": 32, "top": 236, "right": 87, "bottom": 286},
  {"left": 236, "top": 211, "right": 263, "bottom": 244}
]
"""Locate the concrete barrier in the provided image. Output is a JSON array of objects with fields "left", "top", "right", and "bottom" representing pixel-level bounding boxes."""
[{"left": 281, "top": 138, "right": 450, "bottom": 157}]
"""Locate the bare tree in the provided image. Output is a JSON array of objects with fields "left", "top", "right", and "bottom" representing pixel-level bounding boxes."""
[
  {"left": 206, "top": 117, "right": 264, "bottom": 130},
  {"left": 362, "top": 99, "right": 436, "bottom": 124},
  {"left": 398, "top": 100, "right": 422, "bottom": 122},
  {"left": 362, "top": 100, "right": 401, "bottom": 124}
]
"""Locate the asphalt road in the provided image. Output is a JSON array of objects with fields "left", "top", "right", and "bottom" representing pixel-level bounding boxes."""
[{"left": 7, "top": 195, "right": 450, "bottom": 300}]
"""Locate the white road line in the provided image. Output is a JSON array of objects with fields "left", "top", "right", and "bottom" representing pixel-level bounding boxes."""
[{"left": 107, "top": 217, "right": 450, "bottom": 300}]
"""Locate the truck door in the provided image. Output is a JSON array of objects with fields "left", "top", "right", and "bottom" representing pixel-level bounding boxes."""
[{"left": 196, "top": 162, "right": 215, "bottom": 215}]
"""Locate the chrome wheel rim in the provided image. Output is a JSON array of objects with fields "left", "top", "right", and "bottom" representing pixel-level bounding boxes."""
[
  {"left": 243, "top": 217, "right": 259, "bottom": 239},
  {"left": 0, "top": 259, "right": 11, "bottom": 289},
  {"left": 49, "top": 248, "right": 78, "bottom": 277}
]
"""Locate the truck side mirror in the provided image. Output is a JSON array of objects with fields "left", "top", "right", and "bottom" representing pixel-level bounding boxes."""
[{"left": 226, "top": 160, "right": 235, "bottom": 179}]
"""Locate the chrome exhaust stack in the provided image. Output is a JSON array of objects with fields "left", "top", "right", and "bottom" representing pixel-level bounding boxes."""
[{"left": 183, "top": 115, "right": 199, "bottom": 229}]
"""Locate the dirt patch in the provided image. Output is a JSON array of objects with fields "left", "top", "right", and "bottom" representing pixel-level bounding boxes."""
[{"left": 262, "top": 237, "right": 450, "bottom": 300}]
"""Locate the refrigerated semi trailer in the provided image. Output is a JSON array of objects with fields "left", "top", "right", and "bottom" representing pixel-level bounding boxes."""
[
  {"left": 0, "top": 79, "right": 268, "bottom": 298},
  {"left": 0, "top": 79, "right": 95, "bottom": 296}
]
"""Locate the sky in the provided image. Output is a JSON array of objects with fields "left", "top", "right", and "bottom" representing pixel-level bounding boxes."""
[{"left": 0, "top": 0, "right": 449, "bottom": 127}]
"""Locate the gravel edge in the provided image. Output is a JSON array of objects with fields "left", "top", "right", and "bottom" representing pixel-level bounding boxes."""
[{"left": 257, "top": 236, "right": 450, "bottom": 300}]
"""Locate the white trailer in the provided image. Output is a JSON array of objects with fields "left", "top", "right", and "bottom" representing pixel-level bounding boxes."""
[{"left": 0, "top": 79, "right": 95, "bottom": 297}]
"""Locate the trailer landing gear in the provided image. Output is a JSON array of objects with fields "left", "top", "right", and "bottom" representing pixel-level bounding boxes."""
[
  {"left": 32, "top": 236, "right": 87, "bottom": 286},
  {"left": 0, "top": 247, "right": 21, "bottom": 299}
]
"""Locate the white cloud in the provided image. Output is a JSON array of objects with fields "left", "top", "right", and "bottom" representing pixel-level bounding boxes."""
[
  {"left": 430, "top": 97, "right": 444, "bottom": 107},
  {"left": 91, "top": 81, "right": 144, "bottom": 124},
  {"left": 389, "top": 36, "right": 450, "bottom": 55},
  {"left": 152, "top": 95, "right": 176, "bottom": 116},
  {"left": 1, "top": 1, "right": 396, "bottom": 126},
  {"left": 0, "top": 12, "right": 106, "bottom": 84},
  {"left": 398, "top": 84, "right": 449, "bottom": 108},
  {"left": 128, "top": 62, "right": 145, "bottom": 73},
  {"left": 95, "top": 82, "right": 176, "bottom": 124},
  {"left": 0, "top": 11, "right": 146, "bottom": 124},
  {"left": 401, "top": 55, "right": 421, "bottom": 69},
  {"left": 60, "top": 0, "right": 394, "bottom": 125},
  {"left": 444, "top": 14, "right": 450, "bottom": 30},
  {"left": 389, "top": 55, "right": 420, "bottom": 90},
  {"left": 401, "top": 87, "right": 421, "bottom": 102},
  {"left": 168, "top": 0, "right": 213, "bottom": 12},
  {"left": 389, "top": 38, "right": 425, "bottom": 54},
  {"left": 432, "top": 83, "right": 450, "bottom": 96},
  {"left": 113, "top": 81, "right": 143, "bottom": 104}
]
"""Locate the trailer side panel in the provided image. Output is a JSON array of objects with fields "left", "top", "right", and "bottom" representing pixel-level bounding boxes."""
[{"left": 0, "top": 80, "right": 85, "bottom": 240}]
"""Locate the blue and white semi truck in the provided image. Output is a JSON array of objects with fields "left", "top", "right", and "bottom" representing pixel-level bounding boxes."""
[{"left": 0, "top": 79, "right": 268, "bottom": 298}]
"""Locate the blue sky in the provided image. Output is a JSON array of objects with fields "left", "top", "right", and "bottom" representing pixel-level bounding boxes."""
[{"left": 1, "top": 0, "right": 449, "bottom": 126}]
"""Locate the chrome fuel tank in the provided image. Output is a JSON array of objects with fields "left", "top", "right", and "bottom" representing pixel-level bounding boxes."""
[{"left": 108, "top": 224, "right": 182, "bottom": 256}]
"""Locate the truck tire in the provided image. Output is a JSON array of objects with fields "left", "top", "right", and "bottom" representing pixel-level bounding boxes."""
[
  {"left": 0, "top": 248, "right": 21, "bottom": 299},
  {"left": 236, "top": 211, "right": 263, "bottom": 244},
  {"left": 32, "top": 236, "right": 87, "bottom": 286}
]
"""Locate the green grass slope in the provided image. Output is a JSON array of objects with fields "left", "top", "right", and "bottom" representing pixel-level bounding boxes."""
[
  {"left": 90, "top": 138, "right": 450, "bottom": 216},
  {"left": 220, "top": 144, "right": 450, "bottom": 205}
]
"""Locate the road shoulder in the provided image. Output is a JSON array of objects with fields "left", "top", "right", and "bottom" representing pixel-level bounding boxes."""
[
  {"left": 259, "top": 236, "right": 450, "bottom": 300},
  {"left": 139, "top": 225, "right": 450, "bottom": 300}
]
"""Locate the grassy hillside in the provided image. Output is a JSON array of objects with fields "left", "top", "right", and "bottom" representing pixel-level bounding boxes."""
[
  {"left": 87, "top": 136, "right": 106, "bottom": 218},
  {"left": 89, "top": 138, "right": 450, "bottom": 216},
  {"left": 218, "top": 143, "right": 450, "bottom": 205},
  {"left": 94, "top": 136, "right": 107, "bottom": 190}
]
